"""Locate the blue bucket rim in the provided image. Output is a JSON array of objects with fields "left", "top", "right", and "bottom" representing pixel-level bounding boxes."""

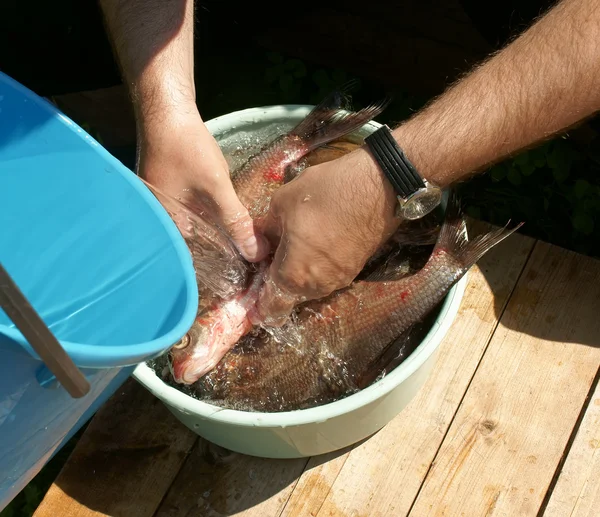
[{"left": 0, "top": 71, "right": 199, "bottom": 368}]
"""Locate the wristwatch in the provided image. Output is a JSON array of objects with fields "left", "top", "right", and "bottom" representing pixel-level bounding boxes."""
[{"left": 365, "top": 125, "right": 443, "bottom": 220}]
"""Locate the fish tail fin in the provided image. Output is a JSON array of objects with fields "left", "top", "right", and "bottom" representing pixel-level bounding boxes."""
[
  {"left": 291, "top": 80, "right": 391, "bottom": 151},
  {"left": 435, "top": 191, "right": 524, "bottom": 269}
]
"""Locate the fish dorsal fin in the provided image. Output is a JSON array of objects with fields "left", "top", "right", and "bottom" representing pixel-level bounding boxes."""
[{"left": 289, "top": 80, "right": 391, "bottom": 152}]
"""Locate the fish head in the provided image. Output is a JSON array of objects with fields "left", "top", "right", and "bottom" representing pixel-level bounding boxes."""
[{"left": 168, "top": 317, "right": 229, "bottom": 385}]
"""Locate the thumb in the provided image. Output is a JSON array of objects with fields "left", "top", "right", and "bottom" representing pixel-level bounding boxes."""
[
  {"left": 254, "top": 206, "right": 283, "bottom": 249},
  {"left": 249, "top": 240, "right": 298, "bottom": 327},
  {"left": 217, "top": 191, "right": 270, "bottom": 263}
]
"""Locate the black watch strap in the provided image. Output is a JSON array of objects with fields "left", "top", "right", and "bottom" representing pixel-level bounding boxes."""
[{"left": 364, "top": 125, "right": 425, "bottom": 199}]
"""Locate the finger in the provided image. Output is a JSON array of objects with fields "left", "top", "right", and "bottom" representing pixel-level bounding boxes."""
[
  {"left": 254, "top": 208, "right": 283, "bottom": 249},
  {"left": 251, "top": 277, "right": 298, "bottom": 327},
  {"left": 223, "top": 204, "right": 271, "bottom": 263},
  {"left": 208, "top": 185, "right": 271, "bottom": 263},
  {"left": 251, "top": 242, "right": 300, "bottom": 327}
]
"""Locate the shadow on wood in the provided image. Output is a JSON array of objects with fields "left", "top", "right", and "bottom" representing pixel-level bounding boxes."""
[
  {"left": 474, "top": 224, "right": 600, "bottom": 348},
  {"left": 153, "top": 435, "right": 364, "bottom": 517},
  {"left": 34, "top": 379, "right": 362, "bottom": 517}
]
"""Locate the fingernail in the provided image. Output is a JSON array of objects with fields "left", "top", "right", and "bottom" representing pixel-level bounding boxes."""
[
  {"left": 248, "top": 307, "right": 287, "bottom": 328},
  {"left": 248, "top": 307, "right": 261, "bottom": 326},
  {"left": 241, "top": 234, "right": 269, "bottom": 262},
  {"left": 261, "top": 313, "right": 289, "bottom": 328},
  {"left": 248, "top": 282, "right": 268, "bottom": 326}
]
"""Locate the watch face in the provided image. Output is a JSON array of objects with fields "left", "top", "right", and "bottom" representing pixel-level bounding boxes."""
[{"left": 400, "top": 188, "right": 443, "bottom": 220}]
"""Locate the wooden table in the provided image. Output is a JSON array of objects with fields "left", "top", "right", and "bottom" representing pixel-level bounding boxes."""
[{"left": 33, "top": 224, "right": 600, "bottom": 517}]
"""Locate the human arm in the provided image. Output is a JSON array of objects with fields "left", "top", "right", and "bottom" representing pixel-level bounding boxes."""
[
  {"left": 98, "top": 0, "right": 269, "bottom": 261},
  {"left": 253, "top": 0, "right": 600, "bottom": 325},
  {"left": 389, "top": 0, "right": 600, "bottom": 188}
]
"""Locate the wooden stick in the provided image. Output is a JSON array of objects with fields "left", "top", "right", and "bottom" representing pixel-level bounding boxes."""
[{"left": 0, "top": 262, "right": 90, "bottom": 398}]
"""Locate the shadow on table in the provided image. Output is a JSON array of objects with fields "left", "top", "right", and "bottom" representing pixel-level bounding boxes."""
[
  {"left": 471, "top": 218, "right": 600, "bottom": 349},
  {"left": 48, "top": 377, "right": 371, "bottom": 517},
  {"left": 154, "top": 437, "right": 365, "bottom": 516},
  {"left": 47, "top": 228, "right": 600, "bottom": 517}
]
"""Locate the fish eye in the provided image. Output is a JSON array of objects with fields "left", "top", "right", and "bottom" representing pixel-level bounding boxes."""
[{"left": 173, "top": 333, "right": 190, "bottom": 349}]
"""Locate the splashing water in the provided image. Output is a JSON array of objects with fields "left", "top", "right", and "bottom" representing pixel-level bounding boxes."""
[{"left": 147, "top": 104, "right": 450, "bottom": 413}]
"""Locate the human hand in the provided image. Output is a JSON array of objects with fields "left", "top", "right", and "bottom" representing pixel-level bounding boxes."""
[
  {"left": 138, "top": 102, "right": 269, "bottom": 263},
  {"left": 250, "top": 146, "right": 402, "bottom": 326}
]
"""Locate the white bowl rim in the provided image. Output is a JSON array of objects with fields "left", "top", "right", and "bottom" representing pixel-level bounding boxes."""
[{"left": 133, "top": 105, "right": 468, "bottom": 428}]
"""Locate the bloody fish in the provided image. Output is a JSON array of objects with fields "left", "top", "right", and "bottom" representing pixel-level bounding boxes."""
[
  {"left": 168, "top": 86, "right": 390, "bottom": 384},
  {"left": 231, "top": 80, "right": 390, "bottom": 218},
  {"left": 170, "top": 262, "right": 267, "bottom": 384},
  {"left": 188, "top": 196, "right": 523, "bottom": 412},
  {"left": 143, "top": 177, "right": 251, "bottom": 300}
]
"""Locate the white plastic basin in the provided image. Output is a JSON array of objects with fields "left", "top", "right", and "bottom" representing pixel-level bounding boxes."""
[{"left": 133, "top": 105, "right": 468, "bottom": 459}]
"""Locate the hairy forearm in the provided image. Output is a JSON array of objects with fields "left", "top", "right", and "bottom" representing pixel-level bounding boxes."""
[
  {"left": 99, "top": 0, "right": 196, "bottom": 129},
  {"left": 392, "top": 0, "right": 600, "bottom": 187}
]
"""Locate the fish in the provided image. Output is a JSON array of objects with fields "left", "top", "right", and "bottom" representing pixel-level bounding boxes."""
[
  {"left": 304, "top": 139, "right": 363, "bottom": 167},
  {"left": 359, "top": 214, "right": 442, "bottom": 279},
  {"left": 170, "top": 262, "right": 268, "bottom": 384},
  {"left": 149, "top": 84, "right": 386, "bottom": 301},
  {"left": 168, "top": 87, "right": 391, "bottom": 383},
  {"left": 184, "top": 195, "right": 523, "bottom": 412},
  {"left": 143, "top": 178, "right": 250, "bottom": 300},
  {"left": 230, "top": 80, "right": 390, "bottom": 218}
]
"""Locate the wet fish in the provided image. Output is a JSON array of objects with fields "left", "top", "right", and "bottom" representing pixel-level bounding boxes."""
[
  {"left": 170, "top": 262, "right": 267, "bottom": 384},
  {"left": 359, "top": 214, "right": 442, "bottom": 278},
  {"left": 187, "top": 195, "right": 523, "bottom": 412},
  {"left": 230, "top": 80, "right": 390, "bottom": 218},
  {"left": 168, "top": 88, "right": 390, "bottom": 383},
  {"left": 144, "top": 178, "right": 250, "bottom": 300},
  {"left": 304, "top": 139, "right": 363, "bottom": 167}
]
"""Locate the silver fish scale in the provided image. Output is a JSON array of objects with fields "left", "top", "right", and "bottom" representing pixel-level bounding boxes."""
[
  {"left": 312, "top": 250, "right": 467, "bottom": 375},
  {"left": 177, "top": 245, "right": 471, "bottom": 412}
]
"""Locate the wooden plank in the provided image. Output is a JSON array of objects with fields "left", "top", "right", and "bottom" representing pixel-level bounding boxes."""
[
  {"left": 280, "top": 223, "right": 535, "bottom": 517},
  {"left": 32, "top": 221, "right": 533, "bottom": 517},
  {"left": 409, "top": 242, "right": 600, "bottom": 516},
  {"left": 33, "top": 379, "right": 198, "bottom": 517},
  {"left": 544, "top": 372, "right": 600, "bottom": 517},
  {"left": 279, "top": 451, "right": 351, "bottom": 517},
  {"left": 154, "top": 440, "right": 308, "bottom": 517}
]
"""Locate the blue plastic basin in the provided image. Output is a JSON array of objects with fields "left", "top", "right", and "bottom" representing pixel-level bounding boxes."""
[{"left": 0, "top": 72, "right": 198, "bottom": 510}]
